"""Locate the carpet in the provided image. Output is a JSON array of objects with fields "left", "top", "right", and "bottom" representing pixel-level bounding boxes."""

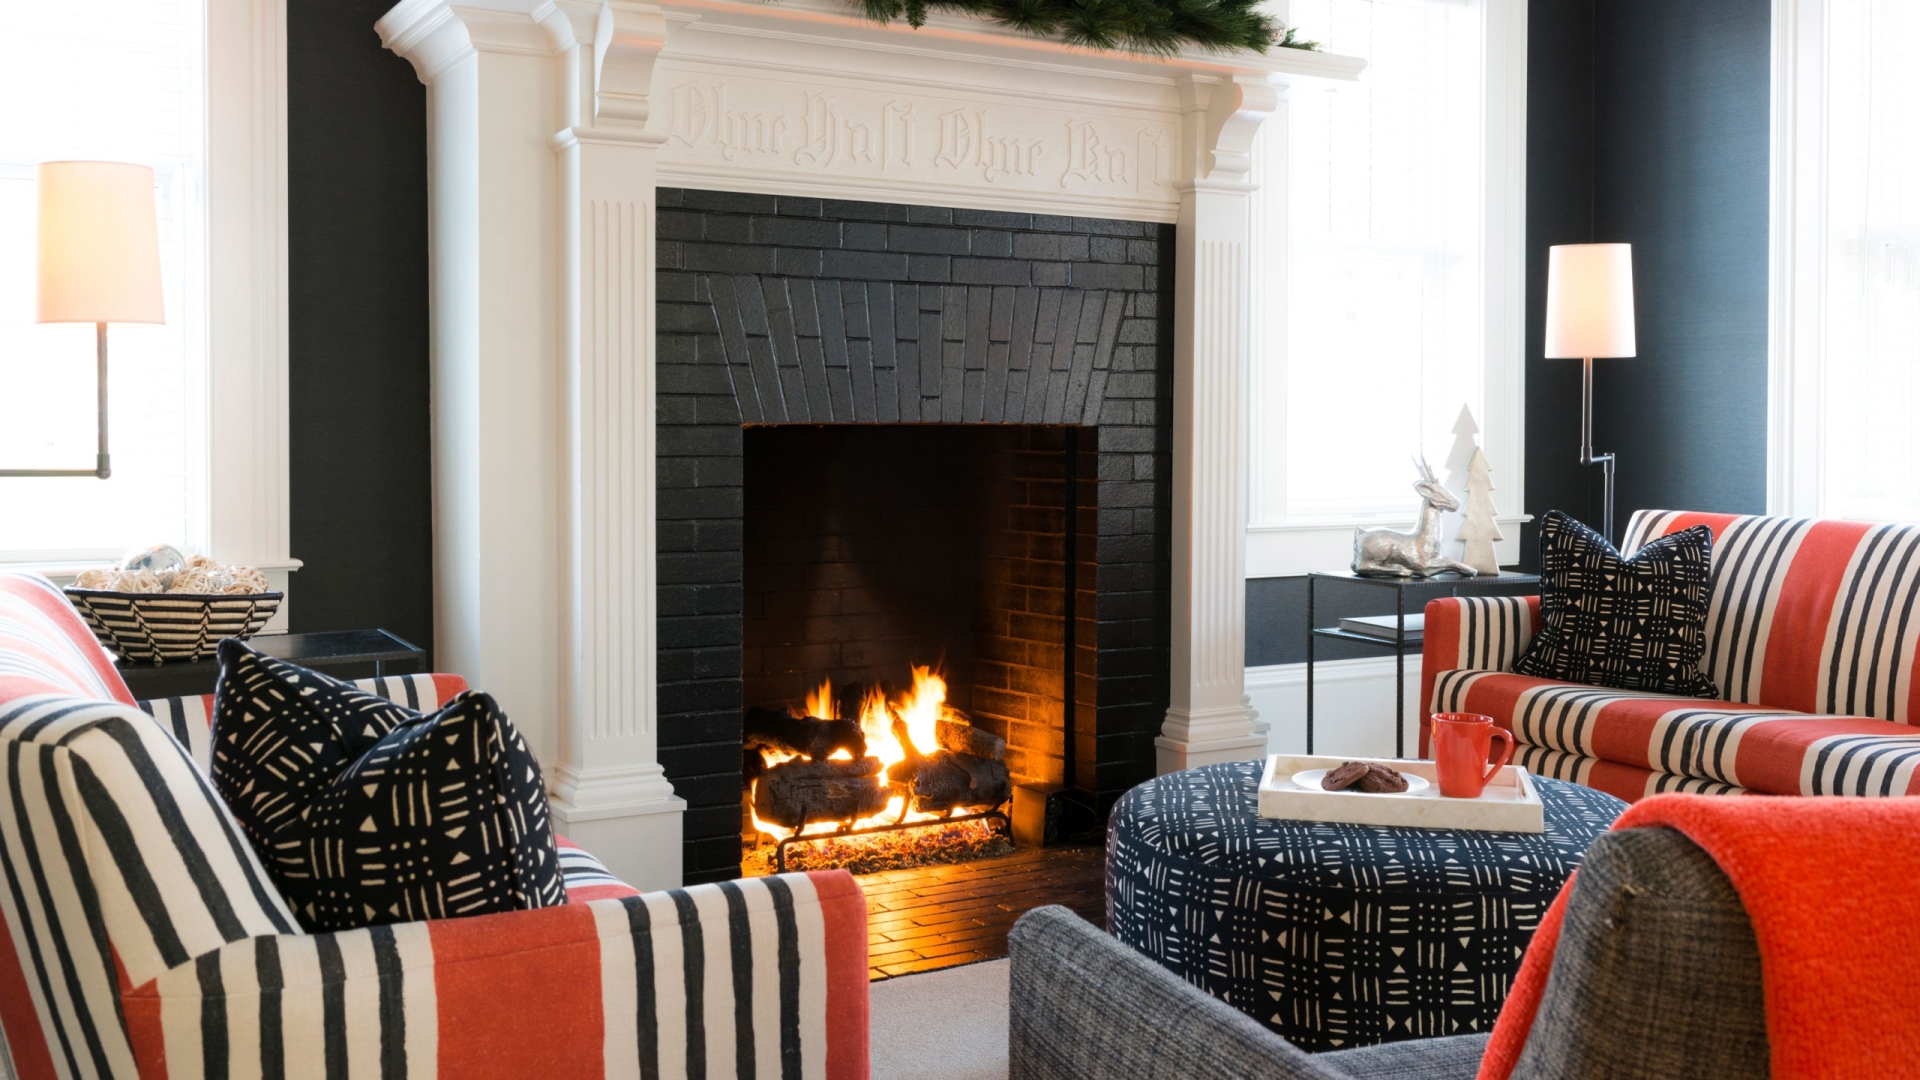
[{"left": 869, "top": 959, "right": 1009, "bottom": 1080}]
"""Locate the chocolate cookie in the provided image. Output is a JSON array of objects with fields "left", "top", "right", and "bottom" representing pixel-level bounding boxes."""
[
  {"left": 1355, "top": 764, "right": 1410, "bottom": 793},
  {"left": 1321, "top": 761, "right": 1371, "bottom": 791}
]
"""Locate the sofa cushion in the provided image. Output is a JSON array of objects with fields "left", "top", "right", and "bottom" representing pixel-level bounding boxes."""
[
  {"left": 211, "top": 639, "right": 566, "bottom": 931},
  {"left": 1514, "top": 511, "right": 1719, "bottom": 697},
  {"left": 1432, "top": 667, "right": 1920, "bottom": 796},
  {"left": 1625, "top": 510, "right": 1920, "bottom": 722}
]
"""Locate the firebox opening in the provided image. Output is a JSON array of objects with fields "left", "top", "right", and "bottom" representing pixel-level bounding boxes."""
[{"left": 740, "top": 423, "right": 1093, "bottom": 874}]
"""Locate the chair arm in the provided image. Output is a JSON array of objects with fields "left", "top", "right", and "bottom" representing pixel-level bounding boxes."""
[
  {"left": 122, "top": 870, "right": 870, "bottom": 1080},
  {"left": 1508, "top": 828, "right": 1767, "bottom": 1080},
  {"left": 1009, "top": 905, "right": 1348, "bottom": 1080},
  {"left": 1419, "top": 596, "right": 1538, "bottom": 755}
]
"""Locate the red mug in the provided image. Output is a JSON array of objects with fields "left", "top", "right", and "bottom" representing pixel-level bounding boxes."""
[{"left": 1431, "top": 712, "right": 1514, "bottom": 799}]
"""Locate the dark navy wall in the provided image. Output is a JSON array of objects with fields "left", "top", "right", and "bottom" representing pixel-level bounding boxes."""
[
  {"left": 1590, "top": 0, "right": 1772, "bottom": 528},
  {"left": 286, "top": 1, "right": 436, "bottom": 658},
  {"left": 1522, "top": 0, "right": 1771, "bottom": 563},
  {"left": 1521, "top": 0, "right": 1600, "bottom": 557}
]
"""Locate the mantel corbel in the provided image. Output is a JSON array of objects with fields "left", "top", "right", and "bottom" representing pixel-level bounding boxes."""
[
  {"left": 1176, "top": 71, "right": 1282, "bottom": 187},
  {"left": 1203, "top": 73, "right": 1281, "bottom": 184},
  {"left": 590, "top": 2, "right": 698, "bottom": 123}
]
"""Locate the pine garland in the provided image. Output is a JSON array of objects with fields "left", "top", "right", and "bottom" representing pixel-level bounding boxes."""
[{"left": 849, "top": 0, "right": 1321, "bottom": 55}]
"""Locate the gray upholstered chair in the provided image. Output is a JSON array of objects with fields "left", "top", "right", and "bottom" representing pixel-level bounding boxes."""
[{"left": 1009, "top": 827, "right": 1769, "bottom": 1080}]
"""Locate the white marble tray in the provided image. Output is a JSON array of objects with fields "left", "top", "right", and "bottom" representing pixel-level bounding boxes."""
[{"left": 1256, "top": 754, "right": 1545, "bottom": 833}]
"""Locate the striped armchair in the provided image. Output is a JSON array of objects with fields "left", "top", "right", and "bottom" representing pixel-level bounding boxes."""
[
  {"left": 1421, "top": 509, "right": 1920, "bottom": 802},
  {"left": 0, "top": 573, "right": 869, "bottom": 1079}
]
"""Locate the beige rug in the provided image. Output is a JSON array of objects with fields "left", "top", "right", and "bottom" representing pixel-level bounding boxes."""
[{"left": 869, "top": 959, "right": 1010, "bottom": 1080}]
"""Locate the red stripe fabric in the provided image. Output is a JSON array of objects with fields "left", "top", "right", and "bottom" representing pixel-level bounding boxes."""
[
  {"left": 1419, "top": 598, "right": 1462, "bottom": 757},
  {"left": 1753, "top": 520, "right": 1873, "bottom": 713},
  {"left": 430, "top": 672, "right": 469, "bottom": 703},
  {"left": 429, "top": 903, "right": 607, "bottom": 1077},
  {"left": 0, "top": 917, "right": 57, "bottom": 1080},
  {"left": 1479, "top": 794, "right": 1920, "bottom": 1080},
  {"left": 0, "top": 573, "right": 134, "bottom": 704},
  {"left": 809, "top": 870, "right": 871, "bottom": 1080},
  {"left": 116, "top": 952, "right": 168, "bottom": 1080}
]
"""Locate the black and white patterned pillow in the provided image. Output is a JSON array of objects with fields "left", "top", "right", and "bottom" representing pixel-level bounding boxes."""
[
  {"left": 1513, "top": 510, "right": 1720, "bottom": 697},
  {"left": 210, "top": 639, "right": 565, "bottom": 931}
]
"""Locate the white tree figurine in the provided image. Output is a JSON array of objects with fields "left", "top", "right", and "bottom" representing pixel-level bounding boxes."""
[
  {"left": 1458, "top": 447, "right": 1504, "bottom": 575},
  {"left": 1438, "top": 404, "right": 1480, "bottom": 556}
]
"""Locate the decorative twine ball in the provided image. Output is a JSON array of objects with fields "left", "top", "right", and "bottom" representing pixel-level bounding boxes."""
[
  {"left": 72, "top": 547, "right": 272, "bottom": 596},
  {"left": 119, "top": 544, "right": 187, "bottom": 589}
]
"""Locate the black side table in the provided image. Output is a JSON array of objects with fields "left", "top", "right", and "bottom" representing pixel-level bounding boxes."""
[
  {"left": 1306, "top": 570, "right": 1539, "bottom": 757},
  {"left": 115, "top": 629, "right": 426, "bottom": 700}
]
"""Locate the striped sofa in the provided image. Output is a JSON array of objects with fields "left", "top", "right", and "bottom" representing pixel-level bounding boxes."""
[
  {"left": 0, "top": 573, "right": 870, "bottom": 1079},
  {"left": 1421, "top": 510, "right": 1920, "bottom": 802}
]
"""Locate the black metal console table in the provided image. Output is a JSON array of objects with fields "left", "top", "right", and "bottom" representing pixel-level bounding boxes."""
[
  {"left": 1306, "top": 571, "right": 1539, "bottom": 758},
  {"left": 116, "top": 628, "right": 426, "bottom": 700}
]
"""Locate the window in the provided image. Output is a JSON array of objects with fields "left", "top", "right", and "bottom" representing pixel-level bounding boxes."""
[
  {"left": 1788, "top": 0, "right": 1920, "bottom": 522},
  {"left": 1247, "top": 0, "right": 1525, "bottom": 574},
  {"left": 0, "top": 0, "right": 207, "bottom": 562}
]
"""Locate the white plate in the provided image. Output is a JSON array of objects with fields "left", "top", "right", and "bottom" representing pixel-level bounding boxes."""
[{"left": 1291, "top": 767, "right": 1430, "bottom": 795}]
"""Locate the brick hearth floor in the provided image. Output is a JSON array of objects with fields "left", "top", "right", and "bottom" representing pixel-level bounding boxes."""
[{"left": 861, "top": 844, "right": 1106, "bottom": 980}]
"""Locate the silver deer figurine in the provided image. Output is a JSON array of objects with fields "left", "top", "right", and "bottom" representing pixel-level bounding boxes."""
[{"left": 1351, "top": 457, "right": 1485, "bottom": 578}]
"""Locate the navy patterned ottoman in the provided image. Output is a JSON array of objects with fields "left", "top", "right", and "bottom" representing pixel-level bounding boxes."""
[{"left": 1106, "top": 760, "right": 1626, "bottom": 1052}]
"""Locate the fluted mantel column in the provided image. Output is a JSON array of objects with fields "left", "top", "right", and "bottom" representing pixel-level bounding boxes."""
[
  {"left": 1156, "top": 72, "right": 1280, "bottom": 774},
  {"left": 378, "top": 0, "right": 687, "bottom": 890},
  {"left": 544, "top": 1, "right": 690, "bottom": 889}
]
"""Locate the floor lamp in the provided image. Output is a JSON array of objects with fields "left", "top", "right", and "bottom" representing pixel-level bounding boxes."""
[
  {"left": 1, "top": 161, "right": 165, "bottom": 480},
  {"left": 1544, "top": 243, "right": 1636, "bottom": 543}
]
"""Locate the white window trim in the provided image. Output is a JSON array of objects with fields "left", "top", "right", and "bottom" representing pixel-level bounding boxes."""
[
  {"left": 1768, "top": 0, "right": 1826, "bottom": 518},
  {"left": 1246, "top": 0, "right": 1530, "bottom": 577},
  {"left": 8, "top": 0, "right": 297, "bottom": 624}
]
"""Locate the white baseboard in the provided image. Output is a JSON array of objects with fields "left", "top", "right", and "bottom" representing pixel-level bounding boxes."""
[{"left": 1246, "top": 655, "right": 1424, "bottom": 761}]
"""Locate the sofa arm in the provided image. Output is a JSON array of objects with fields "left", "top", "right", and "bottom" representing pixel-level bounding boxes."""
[
  {"left": 1009, "top": 905, "right": 1346, "bottom": 1080},
  {"left": 122, "top": 870, "right": 870, "bottom": 1079},
  {"left": 1419, "top": 595, "right": 1538, "bottom": 755}
]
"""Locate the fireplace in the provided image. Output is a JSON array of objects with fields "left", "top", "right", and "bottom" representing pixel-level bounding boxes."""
[
  {"left": 656, "top": 190, "right": 1174, "bottom": 881},
  {"left": 379, "top": 0, "right": 1361, "bottom": 889},
  {"left": 737, "top": 423, "right": 1084, "bottom": 873}
]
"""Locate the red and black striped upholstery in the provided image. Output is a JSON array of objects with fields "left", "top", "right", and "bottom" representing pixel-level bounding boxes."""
[
  {"left": 1420, "top": 511, "right": 1920, "bottom": 802},
  {"left": 0, "top": 573, "right": 871, "bottom": 1078}
]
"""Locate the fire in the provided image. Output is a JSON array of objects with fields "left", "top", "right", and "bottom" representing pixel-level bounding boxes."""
[
  {"left": 803, "top": 679, "right": 836, "bottom": 721},
  {"left": 749, "top": 665, "right": 956, "bottom": 842}
]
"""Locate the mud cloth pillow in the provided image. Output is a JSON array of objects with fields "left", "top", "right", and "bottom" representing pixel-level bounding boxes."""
[
  {"left": 210, "top": 638, "right": 565, "bottom": 931},
  {"left": 1513, "top": 510, "right": 1721, "bottom": 698}
]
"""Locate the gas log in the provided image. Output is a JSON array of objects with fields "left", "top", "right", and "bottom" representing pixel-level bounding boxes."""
[
  {"left": 886, "top": 717, "right": 1011, "bottom": 813},
  {"left": 935, "top": 717, "right": 1006, "bottom": 761},
  {"left": 752, "top": 756, "right": 889, "bottom": 830},
  {"left": 744, "top": 706, "right": 867, "bottom": 763}
]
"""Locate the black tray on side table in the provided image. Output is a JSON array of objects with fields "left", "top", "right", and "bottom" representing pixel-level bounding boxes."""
[
  {"left": 1306, "top": 571, "right": 1539, "bottom": 758},
  {"left": 115, "top": 629, "right": 426, "bottom": 700}
]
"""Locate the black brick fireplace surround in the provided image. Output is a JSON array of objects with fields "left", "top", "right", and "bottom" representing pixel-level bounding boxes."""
[{"left": 655, "top": 188, "right": 1174, "bottom": 882}]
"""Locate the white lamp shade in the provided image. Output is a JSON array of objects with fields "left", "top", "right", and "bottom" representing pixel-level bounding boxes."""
[
  {"left": 1544, "top": 243, "right": 1635, "bottom": 358},
  {"left": 36, "top": 161, "right": 165, "bottom": 325}
]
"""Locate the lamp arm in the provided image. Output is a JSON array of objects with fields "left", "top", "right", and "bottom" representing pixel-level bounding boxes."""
[
  {"left": 0, "top": 321, "right": 112, "bottom": 480},
  {"left": 1576, "top": 355, "right": 1616, "bottom": 542}
]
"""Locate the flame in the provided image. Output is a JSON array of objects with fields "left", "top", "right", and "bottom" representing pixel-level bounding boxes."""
[
  {"left": 803, "top": 678, "right": 836, "bottom": 720},
  {"left": 750, "top": 664, "right": 960, "bottom": 842}
]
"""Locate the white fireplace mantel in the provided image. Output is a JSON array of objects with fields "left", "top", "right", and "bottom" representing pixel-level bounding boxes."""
[{"left": 377, "top": 0, "right": 1362, "bottom": 888}]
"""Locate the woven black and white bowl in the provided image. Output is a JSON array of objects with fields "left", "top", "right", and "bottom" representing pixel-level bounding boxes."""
[{"left": 63, "top": 588, "right": 283, "bottom": 664}]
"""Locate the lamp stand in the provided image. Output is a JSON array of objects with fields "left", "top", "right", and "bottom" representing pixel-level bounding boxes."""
[
  {"left": 0, "top": 321, "right": 112, "bottom": 480},
  {"left": 1577, "top": 355, "right": 1615, "bottom": 543}
]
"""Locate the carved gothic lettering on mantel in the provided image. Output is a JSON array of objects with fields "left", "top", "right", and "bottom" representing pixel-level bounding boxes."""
[{"left": 657, "top": 74, "right": 1173, "bottom": 200}]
